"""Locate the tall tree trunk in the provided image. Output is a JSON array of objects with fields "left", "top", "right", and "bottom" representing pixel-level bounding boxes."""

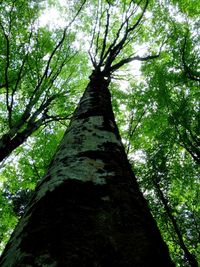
[{"left": 0, "top": 72, "right": 174, "bottom": 267}]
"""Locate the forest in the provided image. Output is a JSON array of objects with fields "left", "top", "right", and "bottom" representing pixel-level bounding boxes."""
[{"left": 0, "top": 0, "right": 199, "bottom": 266}]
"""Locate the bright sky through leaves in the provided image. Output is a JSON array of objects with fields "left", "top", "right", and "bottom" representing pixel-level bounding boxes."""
[{"left": 39, "top": 0, "right": 143, "bottom": 77}]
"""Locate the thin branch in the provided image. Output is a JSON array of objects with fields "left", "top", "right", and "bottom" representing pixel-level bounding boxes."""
[
  {"left": 174, "top": 122, "right": 200, "bottom": 164},
  {"left": 89, "top": 50, "right": 97, "bottom": 68},
  {"left": 181, "top": 35, "right": 200, "bottom": 82},
  {"left": 114, "top": 0, "right": 147, "bottom": 54},
  {"left": 22, "top": 1, "right": 86, "bottom": 122},
  {"left": 32, "top": 0, "right": 86, "bottom": 94},
  {"left": 154, "top": 179, "right": 198, "bottom": 267},
  {"left": 127, "top": 0, "right": 148, "bottom": 34},
  {"left": 109, "top": 53, "right": 159, "bottom": 73},
  {"left": 126, "top": 107, "right": 147, "bottom": 155},
  {"left": 99, "top": 7, "right": 110, "bottom": 65},
  {"left": 102, "top": 0, "right": 142, "bottom": 63},
  {"left": 89, "top": 0, "right": 101, "bottom": 60},
  {"left": 0, "top": 22, "right": 12, "bottom": 126},
  {"left": 10, "top": 54, "right": 28, "bottom": 119},
  {"left": 103, "top": 0, "right": 149, "bottom": 73},
  {"left": 122, "top": 24, "right": 143, "bottom": 49},
  {"left": 43, "top": 114, "right": 72, "bottom": 125},
  {"left": 95, "top": 5, "right": 105, "bottom": 62},
  {"left": 28, "top": 93, "right": 62, "bottom": 126}
]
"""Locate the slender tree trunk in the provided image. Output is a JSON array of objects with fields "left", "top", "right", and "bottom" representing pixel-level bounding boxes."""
[
  {"left": 0, "top": 116, "right": 45, "bottom": 162},
  {"left": 0, "top": 132, "right": 30, "bottom": 162},
  {"left": 0, "top": 72, "right": 174, "bottom": 267},
  {"left": 153, "top": 180, "right": 198, "bottom": 267}
]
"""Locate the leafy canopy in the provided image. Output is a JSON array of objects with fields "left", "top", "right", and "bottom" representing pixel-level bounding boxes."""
[{"left": 0, "top": 1, "right": 199, "bottom": 266}]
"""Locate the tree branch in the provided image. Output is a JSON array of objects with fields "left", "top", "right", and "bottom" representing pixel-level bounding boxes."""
[
  {"left": 103, "top": 0, "right": 149, "bottom": 74},
  {"left": 0, "top": 22, "right": 11, "bottom": 125},
  {"left": 126, "top": 107, "right": 147, "bottom": 155},
  {"left": 109, "top": 53, "right": 159, "bottom": 73},
  {"left": 99, "top": 7, "right": 110, "bottom": 65},
  {"left": 181, "top": 35, "right": 200, "bottom": 82}
]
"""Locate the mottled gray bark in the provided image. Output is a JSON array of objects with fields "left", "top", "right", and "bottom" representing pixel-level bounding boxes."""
[{"left": 0, "top": 71, "right": 175, "bottom": 267}]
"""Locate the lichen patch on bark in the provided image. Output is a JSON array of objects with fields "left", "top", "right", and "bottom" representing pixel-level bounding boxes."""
[{"left": 34, "top": 115, "right": 122, "bottom": 201}]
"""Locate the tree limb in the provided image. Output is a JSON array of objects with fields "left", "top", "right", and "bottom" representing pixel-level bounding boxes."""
[{"left": 109, "top": 53, "right": 159, "bottom": 73}]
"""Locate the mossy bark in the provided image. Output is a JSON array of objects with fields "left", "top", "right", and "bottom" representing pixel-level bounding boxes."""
[{"left": 0, "top": 72, "right": 175, "bottom": 267}]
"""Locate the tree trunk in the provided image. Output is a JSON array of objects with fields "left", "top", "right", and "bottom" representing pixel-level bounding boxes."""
[
  {"left": 153, "top": 179, "right": 198, "bottom": 267},
  {"left": 0, "top": 131, "right": 31, "bottom": 162},
  {"left": 0, "top": 72, "right": 175, "bottom": 267},
  {"left": 0, "top": 113, "right": 45, "bottom": 162}
]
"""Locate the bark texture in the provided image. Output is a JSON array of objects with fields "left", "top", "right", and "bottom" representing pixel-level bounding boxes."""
[
  {"left": 0, "top": 106, "right": 49, "bottom": 163},
  {"left": 0, "top": 72, "right": 175, "bottom": 267}
]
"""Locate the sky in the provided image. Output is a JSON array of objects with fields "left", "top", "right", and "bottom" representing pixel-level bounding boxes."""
[{"left": 39, "top": 0, "right": 67, "bottom": 28}]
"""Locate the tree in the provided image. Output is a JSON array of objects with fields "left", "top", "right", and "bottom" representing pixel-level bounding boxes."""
[
  {"left": 0, "top": 0, "right": 86, "bottom": 163},
  {"left": 0, "top": 0, "right": 199, "bottom": 266},
  {"left": 0, "top": 0, "right": 175, "bottom": 266},
  {"left": 121, "top": 3, "right": 200, "bottom": 265}
]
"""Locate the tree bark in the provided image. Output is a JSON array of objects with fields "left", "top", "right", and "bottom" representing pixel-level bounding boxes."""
[
  {"left": 0, "top": 119, "right": 43, "bottom": 163},
  {"left": 0, "top": 71, "right": 175, "bottom": 267}
]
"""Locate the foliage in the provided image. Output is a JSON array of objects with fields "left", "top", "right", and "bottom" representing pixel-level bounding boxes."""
[{"left": 0, "top": 1, "right": 199, "bottom": 266}]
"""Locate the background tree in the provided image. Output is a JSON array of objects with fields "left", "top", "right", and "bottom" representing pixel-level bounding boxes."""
[{"left": 0, "top": 0, "right": 87, "bottom": 163}]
